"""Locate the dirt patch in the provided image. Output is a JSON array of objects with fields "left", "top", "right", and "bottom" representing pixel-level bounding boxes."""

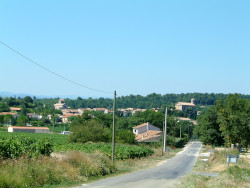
[
  {"left": 210, "top": 164, "right": 227, "bottom": 172},
  {"left": 51, "top": 152, "right": 68, "bottom": 160}
]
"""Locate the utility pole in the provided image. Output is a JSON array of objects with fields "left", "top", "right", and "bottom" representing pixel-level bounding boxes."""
[
  {"left": 180, "top": 123, "right": 181, "bottom": 139},
  {"left": 112, "top": 91, "right": 116, "bottom": 163},
  {"left": 163, "top": 107, "right": 167, "bottom": 152},
  {"left": 162, "top": 121, "right": 165, "bottom": 156}
]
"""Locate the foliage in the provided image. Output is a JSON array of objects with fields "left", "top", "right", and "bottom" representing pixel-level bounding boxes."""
[
  {"left": 0, "top": 102, "right": 10, "bottom": 112},
  {"left": 70, "top": 119, "right": 111, "bottom": 143},
  {"left": 216, "top": 94, "right": 250, "bottom": 148},
  {"left": 194, "top": 94, "right": 250, "bottom": 147},
  {"left": 54, "top": 143, "right": 154, "bottom": 160},
  {"left": 194, "top": 107, "right": 224, "bottom": 146},
  {"left": 116, "top": 129, "right": 135, "bottom": 144},
  {"left": 3, "top": 114, "right": 15, "bottom": 125},
  {"left": 0, "top": 132, "right": 153, "bottom": 160},
  {"left": 16, "top": 115, "right": 29, "bottom": 126},
  {"left": 20, "top": 93, "right": 250, "bottom": 110},
  {"left": 0, "top": 136, "right": 53, "bottom": 159}
]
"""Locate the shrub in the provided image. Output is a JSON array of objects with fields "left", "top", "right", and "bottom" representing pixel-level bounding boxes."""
[
  {"left": 69, "top": 119, "right": 111, "bottom": 143},
  {"left": 116, "top": 129, "right": 135, "bottom": 144}
]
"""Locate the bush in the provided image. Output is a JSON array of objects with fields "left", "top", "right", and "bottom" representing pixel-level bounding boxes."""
[
  {"left": 69, "top": 119, "right": 111, "bottom": 143},
  {"left": 175, "top": 138, "right": 186, "bottom": 148},
  {"left": 116, "top": 129, "right": 135, "bottom": 144}
]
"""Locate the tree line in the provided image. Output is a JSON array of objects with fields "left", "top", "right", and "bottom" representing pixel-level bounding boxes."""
[
  {"left": 194, "top": 94, "right": 250, "bottom": 148},
  {"left": 31, "top": 93, "right": 250, "bottom": 109}
]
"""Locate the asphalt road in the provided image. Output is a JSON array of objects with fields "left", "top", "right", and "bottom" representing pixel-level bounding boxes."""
[{"left": 77, "top": 141, "right": 202, "bottom": 188}]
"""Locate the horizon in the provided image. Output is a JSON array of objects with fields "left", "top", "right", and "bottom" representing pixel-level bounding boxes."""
[
  {"left": 0, "top": 90, "right": 249, "bottom": 100},
  {"left": 1, "top": 1, "right": 250, "bottom": 97}
]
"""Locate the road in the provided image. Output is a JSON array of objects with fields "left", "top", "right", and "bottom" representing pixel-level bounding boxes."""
[{"left": 77, "top": 141, "right": 202, "bottom": 188}]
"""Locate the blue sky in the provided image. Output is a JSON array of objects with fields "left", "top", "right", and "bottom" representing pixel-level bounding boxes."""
[{"left": 1, "top": 0, "right": 249, "bottom": 98}]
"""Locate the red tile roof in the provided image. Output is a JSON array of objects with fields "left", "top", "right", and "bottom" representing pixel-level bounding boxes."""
[
  {"left": 0, "top": 112, "right": 17, "bottom": 116},
  {"left": 10, "top": 107, "right": 22, "bottom": 111},
  {"left": 11, "top": 126, "right": 49, "bottom": 130},
  {"left": 136, "top": 130, "right": 162, "bottom": 142},
  {"left": 63, "top": 113, "right": 81, "bottom": 118},
  {"left": 133, "top": 123, "right": 148, "bottom": 129}
]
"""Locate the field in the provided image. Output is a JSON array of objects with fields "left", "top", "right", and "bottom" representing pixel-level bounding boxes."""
[{"left": 0, "top": 132, "right": 154, "bottom": 160}]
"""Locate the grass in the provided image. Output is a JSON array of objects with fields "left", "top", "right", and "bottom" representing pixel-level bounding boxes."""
[
  {"left": 179, "top": 145, "right": 250, "bottom": 188},
  {"left": 0, "top": 151, "right": 116, "bottom": 188}
]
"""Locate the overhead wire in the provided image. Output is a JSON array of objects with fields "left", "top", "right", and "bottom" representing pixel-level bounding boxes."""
[{"left": 0, "top": 40, "right": 113, "bottom": 94}]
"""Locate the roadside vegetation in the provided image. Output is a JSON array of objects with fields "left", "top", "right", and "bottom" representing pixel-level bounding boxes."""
[
  {"left": 179, "top": 94, "right": 250, "bottom": 188},
  {"left": 179, "top": 145, "right": 250, "bottom": 188},
  {"left": 0, "top": 131, "right": 183, "bottom": 187}
]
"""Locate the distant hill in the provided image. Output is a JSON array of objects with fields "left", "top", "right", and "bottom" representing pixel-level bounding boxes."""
[{"left": 0, "top": 91, "right": 90, "bottom": 99}]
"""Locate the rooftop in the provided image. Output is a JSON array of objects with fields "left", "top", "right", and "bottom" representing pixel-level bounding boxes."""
[
  {"left": 176, "top": 102, "right": 195, "bottom": 106},
  {"left": 10, "top": 126, "right": 49, "bottom": 130},
  {"left": 133, "top": 122, "right": 148, "bottom": 129}
]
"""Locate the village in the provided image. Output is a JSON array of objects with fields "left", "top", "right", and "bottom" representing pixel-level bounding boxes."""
[{"left": 1, "top": 97, "right": 198, "bottom": 142}]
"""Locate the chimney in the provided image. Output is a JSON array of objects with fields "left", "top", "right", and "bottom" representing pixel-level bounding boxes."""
[
  {"left": 191, "top": 98, "right": 195, "bottom": 104},
  {"left": 147, "top": 122, "right": 149, "bottom": 131}
]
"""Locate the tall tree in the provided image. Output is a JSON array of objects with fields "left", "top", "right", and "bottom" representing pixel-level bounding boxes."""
[{"left": 216, "top": 94, "right": 250, "bottom": 148}]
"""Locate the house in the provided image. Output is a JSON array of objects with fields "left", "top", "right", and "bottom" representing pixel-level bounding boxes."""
[
  {"left": 8, "top": 126, "right": 49, "bottom": 133},
  {"left": 62, "top": 113, "right": 81, "bottom": 123},
  {"left": 78, "top": 108, "right": 93, "bottom": 115},
  {"left": 175, "top": 98, "right": 196, "bottom": 112},
  {"left": 27, "top": 113, "right": 43, "bottom": 120},
  {"left": 54, "top": 99, "right": 68, "bottom": 110},
  {"left": 0, "top": 112, "right": 20, "bottom": 118},
  {"left": 133, "top": 122, "right": 162, "bottom": 142},
  {"left": 175, "top": 117, "right": 197, "bottom": 125},
  {"left": 10, "top": 107, "right": 21, "bottom": 112},
  {"left": 135, "top": 130, "right": 163, "bottom": 142},
  {"left": 104, "top": 109, "right": 113, "bottom": 114},
  {"left": 93, "top": 108, "right": 108, "bottom": 113},
  {"left": 132, "top": 109, "right": 146, "bottom": 115}
]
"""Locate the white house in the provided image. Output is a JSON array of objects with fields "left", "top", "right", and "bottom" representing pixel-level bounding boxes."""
[
  {"left": 175, "top": 98, "right": 196, "bottom": 112},
  {"left": 133, "top": 122, "right": 162, "bottom": 142},
  {"left": 8, "top": 126, "right": 50, "bottom": 134}
]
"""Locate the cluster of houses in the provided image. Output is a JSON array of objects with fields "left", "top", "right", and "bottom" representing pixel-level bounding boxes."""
[
  {"left": 0, "top": 107, "right": 22, "bottom": 118},
  {"left": 54, "top": 99, "right": 159, "bottom": 123},
  {"left": 118, "top": 108, "right": 159, "bottom": 116},
  {"left": 5, "top": 98, "right": 199, "bottom": 142}
]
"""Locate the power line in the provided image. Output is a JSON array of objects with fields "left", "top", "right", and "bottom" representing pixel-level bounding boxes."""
[{"left": 0, "top": 40, "right": 113, "bottom": 94}]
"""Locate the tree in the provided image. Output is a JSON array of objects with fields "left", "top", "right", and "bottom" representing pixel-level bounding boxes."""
[
  {"left": 20, "top": 105, "right": 28, "bottom": 116},
  {"left": 3, "top": 114, "right": 15, "bottom": 125},
  {"left": 216, "top": 94, "right": 250, "bottom": 148},
  {"left": 17, "top": 116, "right": 29, "bottom": 126},
  {"left": 69, "top": 119, "right": 111, "bottom": 143},
  {"left": 194, "top": 107, "right": 223, "bottom": 146},
  {"left": 116, "top": 130, "right": 135, "bottom": 144},
  {"left": 194, "top": 94, "right": 250, "bottom": 148},
  {"left": 0, "top": 102, "right": 10, "bottom": 112}
]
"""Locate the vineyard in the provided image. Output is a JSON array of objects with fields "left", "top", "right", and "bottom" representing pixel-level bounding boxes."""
[
  {"left": 0, "top": 135, "right": 53, "bottom": 159},
  {"left": 0, "top": 132, "right": 154, "bottom": 160}
]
